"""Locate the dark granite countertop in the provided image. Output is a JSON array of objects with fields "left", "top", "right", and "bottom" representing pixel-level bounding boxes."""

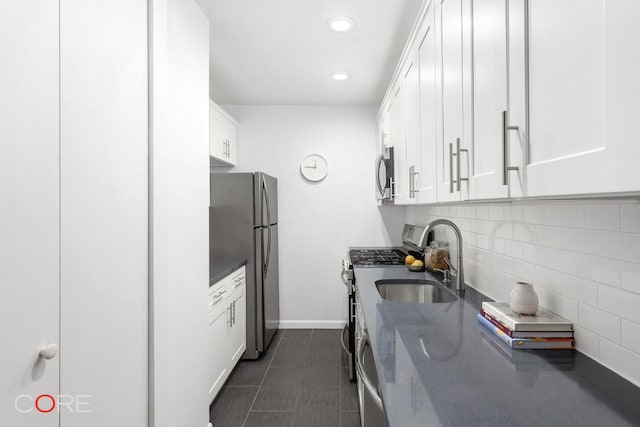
[
  {"left": 210, "top": 254, "right": 247, "bottom": 286},
  {"left": 354, "top": 266, "right": 640, "bottom": 427}
]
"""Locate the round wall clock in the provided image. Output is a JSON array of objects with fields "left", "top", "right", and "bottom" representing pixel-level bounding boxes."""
[{"left": 300, "top": 154, "right": 328, "bottom": 182}]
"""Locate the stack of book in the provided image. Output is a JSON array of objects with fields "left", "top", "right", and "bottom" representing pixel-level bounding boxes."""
[{"left": 477, "top": 302, "right": 574, "bottom": 350}]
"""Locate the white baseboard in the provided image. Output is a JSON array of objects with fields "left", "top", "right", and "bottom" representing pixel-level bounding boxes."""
[{"left": 278, "top": 320, "right": 345, "bottom": 329}]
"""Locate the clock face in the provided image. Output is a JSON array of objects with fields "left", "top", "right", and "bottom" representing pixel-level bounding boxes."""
[{"left": 300, "top": 154, "right": 328, "bottom": 182}]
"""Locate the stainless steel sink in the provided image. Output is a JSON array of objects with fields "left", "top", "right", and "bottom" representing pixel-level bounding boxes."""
[{"left": 375, "top": 279, "right": 457, "bottom": 304}]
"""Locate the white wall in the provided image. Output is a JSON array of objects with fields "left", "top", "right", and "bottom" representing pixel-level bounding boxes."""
[
  {"left": 150, "top": 0, "right": 210, "bottom": 426},
  {"left": 218, "top": 105, "right": 406, "bottom": 328},
  {"left": 407, "top": 200, "right": 640, "bottom": 387}
]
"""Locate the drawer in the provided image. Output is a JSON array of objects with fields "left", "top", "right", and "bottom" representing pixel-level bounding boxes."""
[
  {"left": 230, "top": 266, "right": 246, "bottom": 290},
  {"left": 209, "top": 280, "right": 228, "bottom": 311}
]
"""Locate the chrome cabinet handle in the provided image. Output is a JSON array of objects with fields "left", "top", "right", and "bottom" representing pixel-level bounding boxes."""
[
  {"left": 356, "top": 331, "right": 384, "bottom": 413},
  {"left": 409, "top": 167, "right": 419, "bottom": 198},
  {"left": 227, "top": 304, "right": 233, "bottom": 327},
  {"left": 232, "top": 300, "right": 236, "bottom": 325},
  {"left": 456, "top": 138, "right": 468, "bottom": 191},
  {"left": 408, "top": 166, "right": 414, "bottom": 198},
  {"left": 502, "top": 110, "right": 519, "bottom": 185},
  {"left": 449, "top": 143, "right": 454, "bottom": 193}
]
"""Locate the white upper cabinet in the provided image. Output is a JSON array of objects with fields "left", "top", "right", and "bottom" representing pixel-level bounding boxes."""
[
  {"left": 404, "top": 50, "right": 421, "bottom": 204},
  {"left": 509, "top": 0, "right": 640, "bottom": 197},
  {"left": 416, "top": 2, "right": 438, "bottom": 204},
  {"left": 436, "top": 0, "right": 469, "bottom": 202},
  {"left": 390, "top": 82, "right": 411, "bottom": 204},
  {"left": 379, "top": 0, "right": 640, "bottom": 203},
  {"left": 210, "top": 100, "right": 238, "bottom": 166},
  {"left": 467, "top": 0, "right": 516, "bottom": 200}
]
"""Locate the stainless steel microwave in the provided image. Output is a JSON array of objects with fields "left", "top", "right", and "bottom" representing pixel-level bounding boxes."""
[{"left": 375, "top": 146, "right": 394, "bottom": 201}]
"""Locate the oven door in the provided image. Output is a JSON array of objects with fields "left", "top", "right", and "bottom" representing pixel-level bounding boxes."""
[
  {"left": 340, "top": 260, "right": 356, "bottom": 382},
  {"left": 375, "top": 146, "right": 394, "bottom": 201}
]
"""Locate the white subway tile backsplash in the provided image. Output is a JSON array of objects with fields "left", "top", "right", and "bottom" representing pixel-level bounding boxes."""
[
  {"left": 620, "top": 261, "right": 640, "bottom": 294},
  {"left": 504, "top": 240, "right": 523, "bottom": 259},
  {"left": 491, "top": 237, "right": 505, "bottom": 255},
  {"left": 561, "top": 274, "right": 598, "bottom": 306},
  {"left": 546, "top": 205, "right": 578, "bottom": 227},
  {"left": 534, "top": 225, "right": 564, "bottom": 248},
  {"left": 598, "top": 285, "right": 640, "bottom": 324},
  {"left": 579, "top": 303, "right": 621, "bottom": 343},
  {"left": 577, "top": 254, "right": 620, "bottom": 287},
  {"left": 573, "top": 325, "right": 599, "bottom": 359},
  {"left": 534, "top": 266, "right": 563, "bottom": 293},
  {"left": 489, "top": 205, "right": 504, "bottom": 221},
  {"left": 546, "top": 248, "right": 579, "bottom": 276},
  {"left": 597, "top": 231, "right": 640, "bottom": 264},
  {"left": 578, "top": 204, "right": 620, "bottom": 231},
  {"left": 524, "top": 205, "right": 547, "bottom": 224},
  {"left": 409, "top": 199, "right": 640, "bottom": 387},
  {"left": 493, "top": 254, "right": 514, "bottom": 275},
  {"left": 509, "top": 205, "right": 524, "bottom": 223},
  {"left": 599, "top": 338, "right": 640, "bottom": 387},
  {"left": 620, "top": 203, "right": 640, "bottom": 234},
  {"left": 514, "top": 259, "right": 536, "bottom": 282},
  {"left": 622, "top": 320, "right": 640, "bottom": 354},
  {"left": 494, "top": 223, "right": 513, "bottom": 240},
  {"left": 476, "top": 205, "right": 489, "bottom": 220},
  {"left": 523, "top": 243, "right": 548, "bottom": 265},
  {"left": 541, "top": 291, "right": 579, "bottom": 323},
  {"left": 561, "top": 228, "right": 598, "bottom": 255},
  {"left": 513, "top": 224, "right": 534, "bottom": 242}
]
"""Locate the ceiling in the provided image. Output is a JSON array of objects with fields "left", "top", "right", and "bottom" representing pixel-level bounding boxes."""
[{"left": 196, "top": 0, "right": 423, "bottom": 105}]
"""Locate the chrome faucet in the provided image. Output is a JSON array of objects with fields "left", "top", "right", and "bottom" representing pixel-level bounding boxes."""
[{"left": 424, "top": 219, "right": 466, "bottom": 292}]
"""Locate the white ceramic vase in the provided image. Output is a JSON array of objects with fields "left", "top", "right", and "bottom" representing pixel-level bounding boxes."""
[{"left": 509, "top": 282, "right": 539, "bottom": 315}]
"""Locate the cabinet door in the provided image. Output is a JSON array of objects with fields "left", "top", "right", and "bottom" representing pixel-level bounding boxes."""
[
  {"left": 416, "top": 3, "right": 438, "bottom": 204},
  {"left": 404, "top": 50, "right": 420, "bottom": 205},
  {"left": 391, "top": 82, "right": 410, "bottom": 205},
  {"left": 437, "top": 0, "right": 465, "bottom": 202},
  {"left": 209, "top": 105, "right": 226, "bottom": 161},
  {"left": 510, "top": 0, "right": 640, "bottom": 196},
  {"left": 227, "top": 284, "right": 246, "bottom": 367},
  {"left": 224, "top": 120, "right": 237, "bottom": 165},
  {"left": 468, "top": 0, "right": 512, "bottom": 200},
  {"left": 208, "top": 302, "right": 228, "bottom": 403}
]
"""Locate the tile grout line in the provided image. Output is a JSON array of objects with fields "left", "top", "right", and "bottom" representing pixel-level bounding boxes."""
[{"left": 240, "top": 330, "right": 285, "bottom": 427}]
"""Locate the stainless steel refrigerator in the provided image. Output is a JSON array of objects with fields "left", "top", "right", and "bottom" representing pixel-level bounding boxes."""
[{"left": 210, "top": 172, "right": 279, "bottom": 359}]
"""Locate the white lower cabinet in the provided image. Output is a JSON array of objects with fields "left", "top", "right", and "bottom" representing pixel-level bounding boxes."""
[{"left": 208, "top": 265, "right": 246, "bottom": 403}]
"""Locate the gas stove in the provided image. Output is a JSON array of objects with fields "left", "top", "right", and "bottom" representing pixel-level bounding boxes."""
[{"left": 348, "top": 248, "right": 407, "bottom": 266}]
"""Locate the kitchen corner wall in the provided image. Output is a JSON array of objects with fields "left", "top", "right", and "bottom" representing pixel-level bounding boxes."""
[
  {"left": 218, "top": 105, "right": 406, "bottom": 328},
  {"left": 407, "top": 200, "right": 640, "bottom": 387}
]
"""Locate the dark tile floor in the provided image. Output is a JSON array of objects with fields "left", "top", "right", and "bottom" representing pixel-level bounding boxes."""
[{"left": 210, "top": 329, "right": 360, "bottom": 427}]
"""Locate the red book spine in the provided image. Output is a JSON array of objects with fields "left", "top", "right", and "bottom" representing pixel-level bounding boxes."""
[{"left": 480, "top": 309, "right": 513, "bottom": 337}]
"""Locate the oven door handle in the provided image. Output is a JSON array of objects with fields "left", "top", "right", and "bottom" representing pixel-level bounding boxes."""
[
  {"left": 340, "top": 324, "right": 350, "bottom": 356},
  {"left": 356, "top": 331, "right": 384, "bottom": 413},
  {"left": 340, "top": 260, "right": 350, "bottom": 289}
]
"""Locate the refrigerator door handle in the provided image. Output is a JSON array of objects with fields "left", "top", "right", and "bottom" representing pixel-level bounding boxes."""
[
  {"left": 265, "top": 226, "right": 272, "bottom": 278},
  {"left": 262, "top": 175, "right": 272, "bottom": 226},
  {"left": 261, "top": 175, "right": 272, "bottom": 278}
]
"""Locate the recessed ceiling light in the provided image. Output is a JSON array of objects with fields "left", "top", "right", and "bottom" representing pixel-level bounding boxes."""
[
  {"left": 331, "top": 72, "right": 350, "bottom": 81},
  {"left": 327, "top": 16, "right": 356, "bottom": 33}
]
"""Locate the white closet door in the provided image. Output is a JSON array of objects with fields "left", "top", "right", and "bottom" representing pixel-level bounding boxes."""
[
  {"left": 60, "top": 0, "right": 148, "bottom": 425},
  {"left": 0, "top": 2, "right": 60, "bottom": 426}
]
